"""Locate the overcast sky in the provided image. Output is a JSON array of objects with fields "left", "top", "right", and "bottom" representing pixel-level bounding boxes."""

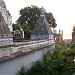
[{"left": 4, "top": 0, "right": 75, "bottom": 39}]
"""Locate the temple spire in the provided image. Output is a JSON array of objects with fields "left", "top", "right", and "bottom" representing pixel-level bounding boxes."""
[
  {"left": 0, "top": 0, "right": 5, "bottom": 5},
  {"left": 40, "top": 6, "right": 45, "bottom": 16},
  {"left": 0, "top": 0, "right": 4, "bottom": 2}
]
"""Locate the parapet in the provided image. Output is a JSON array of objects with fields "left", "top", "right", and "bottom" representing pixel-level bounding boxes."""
[{"left": 0, "top": 40, "right": 55, "bottom": 62}]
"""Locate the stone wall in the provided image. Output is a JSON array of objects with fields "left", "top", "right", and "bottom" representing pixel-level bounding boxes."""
[
  {"left": 0, "top": 40, "right": 54, "bottom": 62},
  {"left": 0, "top": 0, "right": 12, "bottom": 31},
  {"left": 31, "top": 34, "right": 54, "bottom": 40},
  {"left": 0, "top": 47, "right": 48, "bottom": 75},
  {"left": 0, "top": 40, "right": 55, "bottom": 75},
  {"left": 0, "top": 38, "right": 13, "bottom": 43}
]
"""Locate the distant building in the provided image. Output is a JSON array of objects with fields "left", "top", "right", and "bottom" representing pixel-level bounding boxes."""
[
  {"left": 63, "top": 39, "right": 72, "bottom": 43},
  {"left": 72, "top": 32, "right": 75, "bottom": 42},
  {"left": 31, "top": 7, "right": 54, "bottom": 43},
  {"left": 13, "top": 25, "right": 24, "bottom": 42},
  {"left": 53, "top": 29, "right": 63, "bottom": 43}
]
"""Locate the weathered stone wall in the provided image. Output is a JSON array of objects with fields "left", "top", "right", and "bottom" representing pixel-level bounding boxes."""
[
  {"left": 0, "top": 40, "right": 55, "bottom": 75},
  {"left": 0, "top": 38, "right": 13, "bottom": 43},
  {"left": 0, "top": 48, "right": 47, "bottom": 75},
  {"left": 0, "top": 40, "right": 54, "bottom": 60},
  {"left": 0, "top": 42, "right": 54, "bottom": 75},
  {"left": 31, "top": 34, "right": 54, "bottom": 40},
  {"left": 0, "top": 0, "right": 12, "bottom": 31}
]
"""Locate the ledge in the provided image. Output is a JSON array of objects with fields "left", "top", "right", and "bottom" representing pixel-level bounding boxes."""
[
  {"left": 0, "top": 41, "right": 54, "bottom": 62},
  {"left": 0, "top": 41, "right": 54, "bottom": 63}
]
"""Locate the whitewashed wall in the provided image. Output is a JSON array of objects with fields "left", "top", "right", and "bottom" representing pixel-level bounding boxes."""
[
  {"left": 0, "top": 40, "right": 55, "bottom": 75},
  {"left": 31, "top": 34, "right": 54, "bottom": 40},
  {"left": 31, "top": 35, "right": 54, "bottom": 44},
  {"left": 0, "top": 47, "right": 49, "bottom": 75}
]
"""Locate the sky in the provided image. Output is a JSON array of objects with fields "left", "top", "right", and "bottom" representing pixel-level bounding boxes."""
[{"left": 4, "top": 0, "right": 75, "bottom": 39}]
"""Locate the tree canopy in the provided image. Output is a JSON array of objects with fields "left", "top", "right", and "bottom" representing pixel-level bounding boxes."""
[
  {"left": 15, "top": 5, "right": 57, "bottom": 39},
  {"left": 72, "top": 26, "right": 75, "bottom": 33}
]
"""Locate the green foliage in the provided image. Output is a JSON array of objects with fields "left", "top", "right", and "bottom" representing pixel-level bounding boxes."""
[
  {"left": 72, "top": 26, "right": 75, "bottom": 33},
  {"left": 17, "top": 5, "right": 57, "bottom": 29},
  {"left": 62, "top": 43, "right": 75, "bottom": 57},
  {"left": 17, "top": 5, "right": 40, "bottom": 30},
  {"left": 21, "top": 24, "right": 32, "bottom": 39},
  {"left": 17, "top": 66, "right": 26, "bottom": 75},
  {"left": 12, "top": 23, "right": 20, "bottom": 31},
  {"left": 17, "top": 43, "right": 75, "bottom": 75}
]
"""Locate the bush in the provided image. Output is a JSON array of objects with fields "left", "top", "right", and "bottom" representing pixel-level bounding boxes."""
[{"left": 17, "top": 43, "right": 75, "bottom": 75}]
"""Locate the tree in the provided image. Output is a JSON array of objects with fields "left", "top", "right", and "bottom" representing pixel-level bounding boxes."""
[
  {"left": 12, "top": 23, "right": 20, "bottom": 31},
  {"left": 16, "top": 5, "right": 57, "bottom": 39},
  {"left": 21, "top": 24, "right": 32, "bottom": 39},
  {"left": 45, "top": 12, "right": 57, "bottom": 28},
  {"left": 72, "top": 26, "right": 75, "bottom": 33}
]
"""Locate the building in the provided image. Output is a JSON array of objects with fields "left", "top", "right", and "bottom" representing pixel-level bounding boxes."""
[
  {"left": 13, "top": 25, "right": 24, "bottom": 41},
  {"left": 72, "top": 32, "right": 75, "bottom": 42},
  {"left": 53, "top": 29, "right": 63, "bottom": 43},
  {"left": 0, "top": 0, "right": 13, "bottom": 44},
  {"left": 31, "top": 7, "right": 54, "bottom": 43},
  {"left": 0, "top": 0, "right": 12, "bottom": 31},
  {"left": 63, "top": 39, "right": 72, "bottom": 43},
  {"left": 0, "top": 3, "right": 55, "bottom": 74}
]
